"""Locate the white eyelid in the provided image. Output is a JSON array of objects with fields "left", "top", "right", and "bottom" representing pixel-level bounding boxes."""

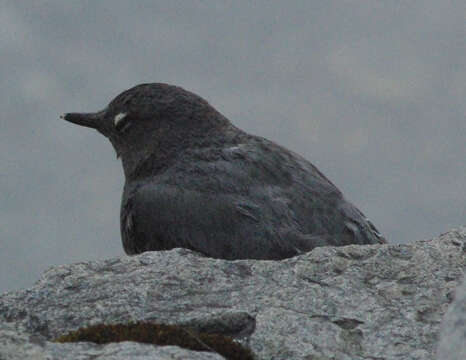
[{"left": 114, "top": 112, "right": 127, "bottom": 127}]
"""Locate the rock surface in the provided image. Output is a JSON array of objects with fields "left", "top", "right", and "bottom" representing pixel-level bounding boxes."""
[
  {"left": 0, "top": 227, "right": 465, "bottom": 360},
  {"left": 437, "top": 273, "right": 466, "bottom": 360}
]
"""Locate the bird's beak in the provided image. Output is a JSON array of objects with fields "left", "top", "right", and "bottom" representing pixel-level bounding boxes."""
[{"left": 60, "top": 111, "right": 103, "bottom": 130}]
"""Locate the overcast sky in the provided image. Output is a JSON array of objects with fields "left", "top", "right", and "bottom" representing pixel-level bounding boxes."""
[{"left": 1, "top": 1, "right": 464, "bottom": 293}]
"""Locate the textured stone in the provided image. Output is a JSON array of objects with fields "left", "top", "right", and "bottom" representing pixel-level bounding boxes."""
[
  {"left": 0, "top": 322, "right": 222, "bottom": 360},
  {"left": 1, "top": 227, "right": 465, "bottom": 360},
  {"left": 437, "top": 273, "right": 466, "bottom": 359}
]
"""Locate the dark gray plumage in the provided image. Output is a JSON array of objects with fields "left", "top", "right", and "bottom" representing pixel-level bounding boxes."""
[{"left": 62, "top": 83, "right": 385, "bottom": 260}]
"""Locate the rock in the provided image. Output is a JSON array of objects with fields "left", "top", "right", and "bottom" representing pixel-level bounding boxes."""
[
  {"left": 437, "top": 273, "right": 466, "bottom": 359},
  {"left": 0, "top": 322, "right": 223, "bottom": 360},
  {"left": 0, "top": 227, "right": 465, "bottom": 360}
]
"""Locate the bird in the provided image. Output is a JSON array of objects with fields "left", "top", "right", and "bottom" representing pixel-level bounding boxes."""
[{"left": 61, "top": 83, "right": 385, "bottom": 260}]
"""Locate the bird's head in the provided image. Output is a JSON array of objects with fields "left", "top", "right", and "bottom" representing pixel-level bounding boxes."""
[{"left": 61, "top": 83, "right": 229, "bottom": 178}]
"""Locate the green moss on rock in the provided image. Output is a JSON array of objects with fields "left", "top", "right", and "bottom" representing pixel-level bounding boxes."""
[{"left": 54, "top": 322, "right": 254, "bottom": 360}]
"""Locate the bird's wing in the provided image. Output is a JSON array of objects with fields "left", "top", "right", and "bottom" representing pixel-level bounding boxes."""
[{"left": 246, "top": 138, "right": 385, "bottom": 245}]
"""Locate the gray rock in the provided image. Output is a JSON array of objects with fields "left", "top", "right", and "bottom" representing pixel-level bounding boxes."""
[
  {"left": 0, "top": 322, "right": 222, "bottom": 360},
  {"left": 1, "top": 227, "right": 465, "bottom": 360},
  {"left": 437, "top": 273, "right": 466, "bottom": 359}
]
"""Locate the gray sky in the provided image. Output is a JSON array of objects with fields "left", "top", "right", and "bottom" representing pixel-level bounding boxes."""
[{"left": 1, "top": 1, "right": 465, "bottom": 293}]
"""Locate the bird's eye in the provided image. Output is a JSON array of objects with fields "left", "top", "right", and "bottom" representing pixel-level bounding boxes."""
[{"left": 114, "top": 112, "right": 131, "bottom": 132}]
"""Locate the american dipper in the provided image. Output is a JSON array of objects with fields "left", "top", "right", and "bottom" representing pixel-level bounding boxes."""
[{"left": 62, "top": 83, "right": 385, "bottom": 260}]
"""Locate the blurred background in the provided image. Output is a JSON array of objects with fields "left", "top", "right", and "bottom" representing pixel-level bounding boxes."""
[{"left": 1, "top": 1, "right": 464, "bottom": 293}]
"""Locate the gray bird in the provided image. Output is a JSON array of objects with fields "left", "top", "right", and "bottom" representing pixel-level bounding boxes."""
[{"left": 62, "top": 83, "right": 385, "bottom": 260}]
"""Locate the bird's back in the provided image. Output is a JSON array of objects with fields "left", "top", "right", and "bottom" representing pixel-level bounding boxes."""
[{"left": 121, "top": 128, "right": 384, "bottom": 259}]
